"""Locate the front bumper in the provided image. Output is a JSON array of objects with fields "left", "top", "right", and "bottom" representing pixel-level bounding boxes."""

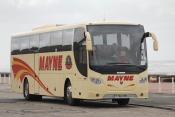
[{"left": 81, "top": 90, "right": 148, "bottom": 100}]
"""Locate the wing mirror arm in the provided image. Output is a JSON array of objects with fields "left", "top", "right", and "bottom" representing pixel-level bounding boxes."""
[{"left": 142, "top": 32, "right": 159, "bottom": 51}]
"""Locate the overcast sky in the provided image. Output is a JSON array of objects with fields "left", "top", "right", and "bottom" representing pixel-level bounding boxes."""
[{"left": 0, "top": 0, "right": 175, "bottom": 72}]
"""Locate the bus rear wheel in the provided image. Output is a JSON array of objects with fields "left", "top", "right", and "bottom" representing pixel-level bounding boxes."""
[
  {"left": 65, "top": 82, "right": 79, "bottom": 106},
  {"left": 23, "top": 79, "right": 42, "bottom": 101},
  {"left": 23, "top": 79, "right": 31, "bottom": 100}
]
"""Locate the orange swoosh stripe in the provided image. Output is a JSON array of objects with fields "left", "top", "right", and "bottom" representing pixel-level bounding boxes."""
[{"left": 12, "top": 57, "right": 54, "bottom": 96}]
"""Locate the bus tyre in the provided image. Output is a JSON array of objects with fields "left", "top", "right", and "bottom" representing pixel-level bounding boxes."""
[
  {"left": 23, "top": 79, "right": 42, "bottom": 101},
  {"left": 23, "top": 79, "right": 32, "bottom": 100},
  {"left": 117, "top": 98, "right": 130, "bottom": 106},
  {"left": 65, "top": 82, "right": 79, "bottom": 106}
]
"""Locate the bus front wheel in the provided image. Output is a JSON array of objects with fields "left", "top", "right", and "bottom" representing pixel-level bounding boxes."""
[{"left": 65, "top": 82, "right": 79, "bottom": 105}]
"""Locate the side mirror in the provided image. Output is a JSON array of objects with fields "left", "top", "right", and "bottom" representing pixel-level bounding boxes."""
[
  {"left": 150, "top": 32, "right": 158, "bottom": 51},
  {"left": 143, "top": 32, "right": 159, "bottom": 51},
  {"left": 85, "top": 32, "right": 93, "bottom": 51}
]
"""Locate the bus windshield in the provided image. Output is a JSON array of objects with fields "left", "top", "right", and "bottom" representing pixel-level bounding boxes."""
[{"left": 87, "top": 25, "right": 147, "bottom": 74}]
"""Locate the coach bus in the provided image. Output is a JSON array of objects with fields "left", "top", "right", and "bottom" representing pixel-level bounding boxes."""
[{"left": 11, "top": 22, "right": 158, "bottom": 106}]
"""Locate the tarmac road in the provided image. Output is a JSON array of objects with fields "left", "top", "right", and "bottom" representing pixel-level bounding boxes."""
[{"left": 0, "top": 84, "right": 174, "bottom": 117}]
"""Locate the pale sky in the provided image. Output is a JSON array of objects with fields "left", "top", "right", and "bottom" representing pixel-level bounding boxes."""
[{"left": 0, "top": 0, "right": 175, "bottom": 72}]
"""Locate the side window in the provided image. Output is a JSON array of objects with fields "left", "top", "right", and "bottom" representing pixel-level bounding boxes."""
[
  {"left": 63, "top": 29, "right": 73, "bottom": 51},
  {"left": 39, "top": 32, "right": 50, "bottom": 52},
  {"left": 73, "top": 28, "right": 87, "bottom": 77},
  {"left": 50, "top": 31, "right": 62, "bottom": 51},
  {"left": 29, "top": 35, "right": 39, "bottom": 51},
  {"left": 11, "top": 38, "right": 20, "bottom": 55},
  {"left": 20, "top": 37, "right": 29, "bottom": 54}
]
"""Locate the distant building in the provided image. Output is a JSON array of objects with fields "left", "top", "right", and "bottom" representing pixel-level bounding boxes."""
[
  {"left": 0, "top": 72, "right": 10, "bottom": 77},
  {"left": 0, "top": 72, "right": 10, "bottom": 84}
]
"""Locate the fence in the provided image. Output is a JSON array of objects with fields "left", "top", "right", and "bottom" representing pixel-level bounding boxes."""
[
  {"left": 149, "top": 74, "right": 175, "bottom": 94},
  {"left": 0, "top": 72, "right": 10, "bottom": 84}
]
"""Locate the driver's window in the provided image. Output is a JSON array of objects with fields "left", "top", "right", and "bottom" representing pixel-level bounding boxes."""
[{"left": 73, "top": 28, "right": 87, "bottom": 77}]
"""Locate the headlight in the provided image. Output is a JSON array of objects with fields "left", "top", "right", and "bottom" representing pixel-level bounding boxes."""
[
  {"left": 90, "top": 78, "right": 103, "bottom": 85},
  {"left": 139, "top": 77, "right": 147, "bottom": 84}
]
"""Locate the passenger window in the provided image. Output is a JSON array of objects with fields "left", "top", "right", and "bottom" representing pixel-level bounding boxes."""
[
  {"left": 11, "top": 38, "right": 18, "bottom": 51},
  {"left": 29, "top": 35, "right": 39, "bottom": 51},
  {"left": 63, "top": 29, "right": 73, "bottom": 51},
  {"left": 20, "top": 37, "right": 29, "bottom": 54},
  {"left": 39, "top": 33, "right": 50, "bottom": 52},
  {"left": 11, "top": 38, "right": 20, "bottom": 55},
  {"left": 20, "top": 37, "right": 29, "bottom": 50},
  {"left": 50, "top": 31, "right": 62, "bottom": 51}
]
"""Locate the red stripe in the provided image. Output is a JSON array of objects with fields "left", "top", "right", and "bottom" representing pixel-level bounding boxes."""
[{"left": 12, "top": 57, "right": 54, "bottom": 95}]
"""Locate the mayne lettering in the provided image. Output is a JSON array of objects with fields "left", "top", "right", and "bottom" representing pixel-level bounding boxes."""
[
  {"left": 39, "top": 55, "right": 63, "bottom": 71},
  {"left": 107, "top": 75, "right": 134, "bottom": 81}
]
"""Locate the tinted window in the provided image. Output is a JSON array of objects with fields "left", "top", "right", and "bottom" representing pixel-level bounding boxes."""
[
  {"left": 50, "top": 31, "right": 62, "bottom": 51},
  {"left": 20, "top": 37, "right": 29, "bottom": 54},
  {"left": 107, "top": 34, "right": 118, "bottom": 45},
  {"left": 63, "top": 29, "right": 73, "bottom": 51},
  {"left": 39, "top": 32, "right": 50, "bottom": 52},
  {"left": 20, "top": 37, "right": 29, "bottom": 50},
  {"left": 11, "top": 38, "right": 19, "bottom": 51},
  {"left": 29, "top": 35, "right": 39, "bottom": 49},
  {"left": 87, "top": 25, "right": 146, "bottom": 74},
  {"left": 11, "top": 37, "right": 20, "bottom": 55},
  {"left": 93, "top": 35, "right": 103, "bottom": 45},
  {"left": 28, "top": 35, "right": 39, "bottom": 53},
  {"left": 73, "top": 28, "right": 87, "bottom": 77},
  {"left": 121, "top": 33, "right": 130, "bottom": 49}
]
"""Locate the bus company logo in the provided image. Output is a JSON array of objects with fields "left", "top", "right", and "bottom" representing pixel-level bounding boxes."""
[
  {"left": 65, "top": 55, "right": 72, "bottom": 69},
  {"left": 39, "top": 55, "right": 63, "bottom": 71},
  {"left": 107, "top": 75, "right": 134, "bottom": 81}
]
